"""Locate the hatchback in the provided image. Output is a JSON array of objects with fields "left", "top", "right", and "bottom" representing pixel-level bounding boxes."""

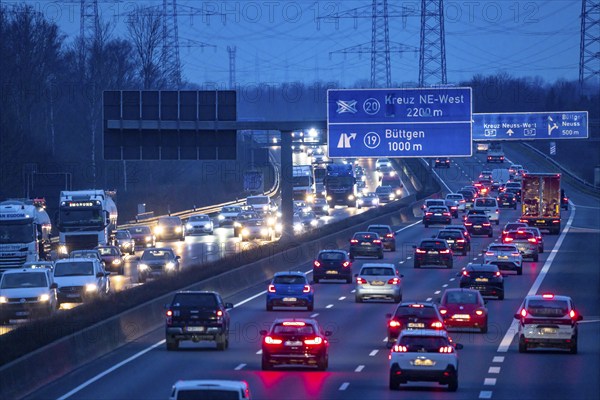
[{"left": 266, "top": 272, "right": 314, "bottom": 311}]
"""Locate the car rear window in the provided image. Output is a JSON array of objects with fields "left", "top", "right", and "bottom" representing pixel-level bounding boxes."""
[
  {"left": 506, "top": 231, "right": 534, "bottom": 239},
  {"left": 176, "top": 389, "right": 240, "bottom": 400},
  {"left": 475, "top": 199, "right": 497, "bottom": 207},
  {"left": 419, "top": 240, "right": 447, "bottom": 250},
  {"left": 526, "top": 300, "right": 569, "bottom": 317},
  {"left": 489, "top": 245, "right": 517, "bottom": 252},
  {"left": 354, "top": 233, "right": 378, "bottom": 241},
  {"left": 172, "top": 293, "right": 217, "bottom": 308},
  {"left": 395, "top": 306, "right": 438, "bottom": 318},
  {"left": 368, "top": 227, "right": 390, "bottom": 235},
  {"left": 360, "top": 267, "right": 395, "bottom": 276},
  {"left": 438, "top": 231, "right": 461, "bottom": 239},
  {"left": 319, "top": 252, "right": 345, "bottom": 261},
  {"left": 398, "top": 336, "right": 449, "bottom": 352},
  {"left": 446, "top": 195, "right": 462, "bottom": 200},
  {"left": 468, "top": 216, "right": 489, "bottom": 222},
  {"left": 428, "top": 207, "right": 447, "bottom": 213},
  {"left": 128, "top": 226, "right": 151, "bottom": 234},
  {"left": 273, "top": 275, "right": 306, "bottom": 285},
  {"left": 445, "top": 291, "right": 478, "bottom": 304},
  {"left": 273, "top": 323, "right": 315, "bottom": 335}
]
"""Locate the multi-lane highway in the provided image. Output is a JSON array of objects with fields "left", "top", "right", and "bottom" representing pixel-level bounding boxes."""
[{"left": 23, "top": 149, "right": 599, "bottom": 400}]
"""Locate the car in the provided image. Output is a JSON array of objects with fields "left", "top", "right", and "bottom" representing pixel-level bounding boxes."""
[
  {"left": 375, "top": 185, "right": 396, "bottom": 203},
  {"left": 459, "top": 263, "right": 504, "bottom": 300},
  {"left": 484, "top": 243, "right": 523, "bottom": 275},
  {"left": 434, "top": 157, "right": 451, "bottom": 168},
  {"left": 462, "top": 185, "right": 481, "bottom": 196},
  {"left": 479, "top": 170, "right": 493, "bottom": 180},
  {"left": 53, "top": 258, "right": 111, "bottom": 305},
  {"left": 388, "top": 329, "right": 462, "bottom": 391},
  {"left": 444, "top": 199, "right": 460, "bottom": 218},
  {"left": 245, "top": 195, "right": 273, "bottom": 216},
  {"left": 22, "top": 261, "right": 55, "bottom": 271},
  {"left": 354, "top": 165, "right": 365, "bottom": 179},
  {"left": 367, "top": 224, "right": 396, "bottom": 251},
  {"left": 217, "top": 205, "right": 242, "bottom": 226},
  {"left": 491, "top": 168, "right": 511, "bottom": 190},
  {"left": 560, "top": 189, "right": 569, "bottom": 210},
  {"left": 503, "top": 229, "right": 539, "bottom": 261},
  {"left": 185, "top": 214, "right": 214, "bottom": 235},
  {"left": 421, "top": 198, "right": 446, "bottom": 213},
  {"left": 155, "top": 216, "right": 185, "bottom": 241},
  {"left": 439, "top": 288, "right": 488, "bottom": 333},
  {"left": 385, "top": 302, "right": 445, "bottom": 346},
  {"left": 126, "top": 225, "right": 156, "bottom": 249},
  {"left": 354, "top": 263, "right": 403, "bottom": 303},
  {"left": 266, "top": 272, "right": 314, "bottom": 311},
  {"left": 165, "top": 291, "right": 233, "bottom": 351},
  {"left": 413, "top": 239, "right": 453, "bottom": 268},
  {"left": 445, "top": 225, "right": 472, "bottom": 247},
  {"left": 462, "top": 208, "right": 488, "bottom": 221},
  {"left": 445, "top": 193, "right": 466, "bottom": 212},
  {"left": 457, "top": 190, "right": 476, "bottom": 209},
  {"left": 296, "top": 210, "right": 320, "bottom": 230},
  {"left": 433, "top": 229, "right": 469, "bottom": 255},
  {"left": 522, "top": 226, "right": 544, "bottom": 253},
  {"left": 508, "top": 164, "right": 523, "bottom": 177},
  {"left": 69, "top": 249, "right": 104, "bottom": 265},
  {"left": 169, "top": 380, "right": 251, "bottom": 400},
  {"left": 137, "top": 247, "right": 181, "bottom": 283},
  {"left": 310, "top": 197, "right": 330, "bottom": 216},
  {"left": 472, "top": 197, "right": 500, "bottom": 225},
  {"left": 349, "top": 232, "right": 384, "bottom": 259},
  {"left": 260, "top": 318, "right": 331, "bottom": 370},
  {"left": 110, "top": 229, "right": 136, "bottom": 255},
  {"left": 501, "top": 221, "right": 529, "bottom": 241},
  {"left": 514, "top": 293, "right": 582, "bottom": 354},
  {"left": 497, "top": 192, "right": 517, "bottom": 209},
  {"left": 357, "top": 192, "right": 380, "bottom": 208},
  {"left": 293, "top": 200, "right": 309, "bottom": 214},
  {"left": 423, "top": 206, "right": 452, "bottom": 227},
  {"left": 376, "top": 158, "right": 392, "bottom": 170},
  {"left": 234, "top": 211, "right": 272, "bottom": 241},
  {"left": 313, "top": 250, "right": 352, "bottom": 283},
  {"left": 464, "top": 215, "right": 493, "bottom": 237},
  {"left": 476, "top": 142, "right": 489, "bottom": 153},
  {"left": 95, "top": 245, "right": 125, "bottom": 275},
  {"left": 504, "top": 182, "right": 522, "bottom": 200},
  {"left": 0, "top": 268, "right": 57, "bottom": 323},
  {"left": 377, "top": 164, "right": 396, "bottom": 179}
]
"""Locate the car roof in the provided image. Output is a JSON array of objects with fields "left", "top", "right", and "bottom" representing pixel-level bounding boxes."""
[
  {"left": 367, "top": 224, "right": 391, "bottom": 229},
  {"left": 0, "top": 268, "right": 49, "bottom": 275},
  {"left": 56, "top": 258, "right": 97, "bottom": 264},
  {"left": 271, "top": 318, "right": 318, "bottom": 326},
  {"left": 525, "top": 294, "right": 572, "bottom": 302},
  {"left": 360, "top": 263, "right": 395, "bottom": 269},
  {"left": 143, "top": 247, "right": 175, "bottom": 252},
  {"left": 318, "top": 249, "right": 346, "bottom": 254},
  {"left": 175, "top": 290, "right": 219, "bottom": 296},
  {"left": 465, "top": 263, "right": 499, "bottom": 271},
  {"left": 172, "top": 380, "right": 249, "bottom": 391},
  {"left": 399, "top": 329, "right": 448, "bottom": 338},
  {"left": 273, "top": 271, "right": 305, "bottom": 277}
]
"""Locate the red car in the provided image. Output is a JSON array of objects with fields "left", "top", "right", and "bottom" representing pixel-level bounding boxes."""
[{"left": 439, "top": 288, "right": 488, "bottom": 333}]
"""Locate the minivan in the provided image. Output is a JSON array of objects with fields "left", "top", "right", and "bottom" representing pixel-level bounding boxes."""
[{"left": 473, "top": 197, "right": 500, "bottom": 225}]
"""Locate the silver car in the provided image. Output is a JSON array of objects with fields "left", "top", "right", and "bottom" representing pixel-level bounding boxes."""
[
  {"left": 484, "top": 243, "right": 523, "bottom": 275},
  {"left": 355, "top": 263, "right": 403, "bottom": 303}
]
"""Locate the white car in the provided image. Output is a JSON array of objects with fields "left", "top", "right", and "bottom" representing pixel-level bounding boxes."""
[
  {"left": 472, "top": 197, "right": 500, "bottom": 225},
  {"left": 169, "top": 380, "right": 252, "bottom": 400},
  {"left": 0, "top": 268, "right": 57, "bottom": 323},
  {"left": 389, "top": 329, "right": 463, "bottom": 391},
  {"left": 217, "top": 205, "right": 242, "bottom": 226},
  {"left": 445, "top": 193, "right": 466, "bottom": 212},
  {"left": 53, "top": 258, "right": 111, "bottom": 305},
  {"left": 185, "top": 214, "right": 213, "bottom": 235},
  {"left": 376, "top": 158, "right": 391, "bottom": 170},
  {"left": 514, "top": 293, "right": 582, "bottom": 354},
  {"left": 421, "top": 198, "right": 446, "bottom": 213},
  {"left": 484, "top": 243, "right": 523, "bottom": 275},
  {"left": 355, "top": 263, "right": 402, "bottom": 303}
]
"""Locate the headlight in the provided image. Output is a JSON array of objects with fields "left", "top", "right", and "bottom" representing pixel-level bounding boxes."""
[
  {"left": 218, "top": 214, "right": 225, "bottom": 220},
  {"left": 348, "top": 195, "right": 355, "bottom": 201},
  {"left": 323, "top": 204, "right": 329, "bottom": 210},
  {"left": 58, "top": 245, "right": 68, "bottom": 255},
  {"left": 165, "top": 261, "right": 176, "bottom": 270},
  {"left": 267, "top": 217, "right": 276, "bottom": 226},
  {"left": 138, "top": 263, "right": 149, "bottom": 271},
  {"left": 0, "top": 296, "right": 7, "bottom": 303},
  {"left": 262, "top": 205, "right": 269, "bottom": 211},
  {"left": 276, "top": 211, "right": 282, "bottom": 218},
  {"left": 234, "top": 222, "right": 241, "bottom": 227},
  {"left": 275, "top": 223, "right": 283, "bottom": 232},
  {"left": 390, "top": 171, "right": 396, "bottom": 177},
  {"left": 390, "top": 194, "right": 396, "bottom": 200},
  {"left": 241, "top": 228, "right": 249, "bottom": 236},
  {"left": 145, "top": 236, "right": 152, "bottom": 242},
  {"left": 85, "top": 283, "right": 98, "bottom": 292},
  {"left": 374, "top": 198, "right": 379, "bottom": 204},
  {"left": 112, "top": 259, "right": 122, "bottom": 265},
  {"left": 362, "top": 188, "right": 368, "bottom": 195},
  {"left": 175, "top": 226, "right": 182, "bottom": 233},
  {"left": 306, "top": 194, "right": 314, "bottom": 203},
  {"left": 294, "top": 223, "right": 303, "bottom": 232},
  {"left": 326, "top": 196, "right": 332, "bottom": 201},
  {"left": 361, "top": 175, "right": 366, "bottom": 182},
  {"left": 154, "top": 226, "right": 163, "bottom": 235},
  {"left": 39, "top": 294, "right": 50, "bottom": 302},
  {"left": 310, "top": 219, "right": 318, "bottom": 227},
  {"left": 260, "top": 228, "right": 269, "bottom": 236},
  {"left": 396, "top": 189, "right": 402, "bottom": 195},
  {"left": 357, "top": 199, "right": 363, "bottom": 205},
  {"left": 186, "top": 223, "right": 193, "bottom": 230},
  {"left": 204, "top": 223, "right": 212, "bottom": 229}
]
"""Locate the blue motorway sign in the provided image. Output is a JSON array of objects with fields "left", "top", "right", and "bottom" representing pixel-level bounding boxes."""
[
  {"left": 327, "top": 88, "right": 472, "bottom": 158},
  {"left": 473, "top": 111, "right": 588, "bottom": 141}
]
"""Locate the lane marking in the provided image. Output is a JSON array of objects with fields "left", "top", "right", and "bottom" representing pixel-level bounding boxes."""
[
  {"left": 579, "top": 319, "right": 600, "bottom": 324},
  {"left": 407, "top": 256, "right": 412, "bottom": 260},
  {"left": 310, "top": 313, "right": 319, "bottom": 318},
  {"left": 256, "top": 350, "right": 262, "bottom": 355},
  {"left": 326, "top": 304, "right": 334, "bottom": 309},
  {"left": 492, "top": 356, "right": 504, "bottom": 363},
  {"left": 369, "top": 350, "right": 378, "bottom": 356},
  {"left": 394, "top": 220, "right": 422, "bottom": 234},
  {"left": 233, "top": 290, "right": 268, "bottom": 308},
  {"left": 234, "top": 363, "right": 246, "bottom": 370},
  {"left": 355, "top": 365, "right": 365, "bottom": 372},
  {"left": 351, "top": 289, "right": 356, "bottom": 293},
  {"left": 496, "top": 205, "right": 576, "bottom": 353},
  {"left": 434, "top": 290, "right": 440, "bottom": 295},
  {"left": 426, "top": 297, "right": 432, "bottom": 302},
  {"left": 442, "top": 284, "right": 448, "bottom": 288},
  {"left": 383, "top": 337, "right": 388, "bottom": 342},
  {"left": 479, "top": 391, "right": 493, "bottom": 399},
  {"left": 484, "top": 378, "right": 497, "bottom": 386},
  {"left": 339, "top": 382, "right": 350, "bottom": 391},
  {"left": 449, "top": 278, "right": 455, "bottom": 281},
  {"left": 399, "top": 261, "right": 405, "bottom": 264},
  {"left": 338, "top": 296, "right": 346, "bottom": 301},
  {"left": 488, "top": 366, "right": 501, "bottom": 374}
]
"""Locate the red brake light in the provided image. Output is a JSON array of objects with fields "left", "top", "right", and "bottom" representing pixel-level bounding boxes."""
[
  {"left": 350, "top": 239, "right": 359, "bottom": 244},
  {"left": 303, "top": 285, "right": 311, "bottom": 293},
  {"left": 495, "top": 271, "right": 502, "bottom": 277},
  {"left": 425, "top": 212, "right": 433, "bottom": 216},
  {"left": 216, "top": 310, "right": 223, "bottom": 317},
  {"left": 528, "top": 238, "right": 537, "bottom": 243},
  {"left": 392, "top": 345, "right": 408, "bottom": 352},
  {"left": 462, "top": 270, "right": 469, "bottom": 277},
  {"left": 439, "top": 346, "right": 454, "bottom": 353},
  {"left": 387, "top": 277, "right": 400, "bottom": 285},
  {"left": 464, "top": 222, "right": 473, "bottom": 226},
  {"left": 304, "top": 337, "right": 323, "bottom": 345},
  {"left": 166, "top": 310, "right": 173, "bottom": 317},
  {"left": 439, "top": 249, "right": 451, "bottom": 254},
  {"left": 264, "top": 336, "right": 283, "bottom": 345},
  {"left": 389, "top": 320, "right": 401, "bottom": 328},
  {"left": 485, "top": 251, "right": 494, "bottom": 256},
  {"left": 542, "top": 293, "right": 554, "bottom": 299},
  {"left": 431, "top": 321, "right": 444, "bottom": 329},
  {"left": 342, "top": 261, "right": 351, "bottom": 268},
  {"left": 268, "top": 284, "right": 276, "bottom": 293},
  {"left": 386, "top": 233, "right": 394, "bottom": 238},
  {"left": 483, "top": 222, "right": 491, "bottom": 226},
  {"left": 313, "top": 260, "right": 321, "bottom": 268},
  {"left": 439, "top": 308, "right": 448, "bottom": 315},
  {"left": 569, "top": 310, "right": 576, "bottom": 319},
  {"left": 504, "top": 237, "right": 514, "bottom": 242},
  {"left": 373, "top": 239, "right": 382, "bottom": 244},
  {"left": 415, "top": 248, "right": 426, "bottom": 254},
  {"left": 457, "top": 239, "right": 465, "bottom": 243},
  {"left": 517, "top": 230, "right": 524, "bottom": 234},
  {"left": 409, "top": 304, "right": 424, "bottom": 308},
  {"left": 356, "top": 276, "right": 366, "bottom": 284},
  {"left": 512, "top": 252, "right": 521, "bottom": 257},
  {"left": 283, "top": 321, "right": 306, "bottom": 326},
  {"left": 520, "top": 308, "right": 527, "bottom": 317}
]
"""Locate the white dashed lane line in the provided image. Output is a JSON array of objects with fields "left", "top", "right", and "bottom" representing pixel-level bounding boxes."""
[
  {"left": 426, "top": 297, "right": 432, "bottom": 302},
  {"left": 493, "top": 356, "right": 504, "bottom": 363},
  {"left": 488, "top": 367, "right": 501, "bottom": 374},
  {"left": 484, "top": 378, "right": 497, "bottom": 386},
  {"left": 442, "top": 284, "right": 448, "bottom": 288},
  {"left": 434, "top": 290, "right": 440, "bottom": 295},
  {"left": 355, "top": 365, "right": 365, "bottom": 372},
  {"left": 234, "top": 364, "right": 246, "bottom": 370},
  {"left": 449, "top": 278, "right": 455, "bottom": 281},
  {"left": 479, "top": 391, "right": 493, "bottom": 399},
  {"left": 338, "top": 296, "right": 346, "bottom": 301},
  {"left": 326, "top": 304, "right": 334, "bottom": 309},
  {"left": 369, "top": 350, "right": 378, "bottom": 356},
  {"left": 339, "top": 383, "right": 350, "bottom": 391},
  {"left": 310, "top": 313, "right": 319, "bottom": 318},
  {"left": 256, "top": 350, "right": 262, "bottom": 355}
]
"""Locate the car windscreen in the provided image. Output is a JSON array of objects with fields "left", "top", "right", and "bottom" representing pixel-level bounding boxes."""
[
  {"left": 70, "top": 251, "right": 98, "bottom": 259},
  {"left": 319, "top": 252, "right": 344, "bottom": 261},
  {"left": 1, "top": 273, "right": 47, "bottom": 289},
  {"left": 141, "top": 250, "right": 174, "bottom": 261},
  {"left": 54, "top": 262, "right": 94, "bottom": 277},
  {"left": 176, "top": 389, "right": 240, "bottom": 400},
  {"left": 445, "top": 291, "right": 479, "bottom": 304},
  {"left": 273, "top": 323, "right": 315, "bottom": 335},
  {"left": 128, "top": 226, "right": 151, "bottom": 234},
  {"left": 376, "top": 186, "right": 392, "bottom": 194},
  {"left": 419, "top": 241, "right": 447, "bottom": 250},
  {"left": 189, "top": 215, "right": 210, "bottom": 222},
  {"left": 115, "top": 231, "right": 130, "bottom": 239},
  {"left": 97, "top": 247, "right": 118, "bottom": 256},
  {"left": 458, "top": 191, "right": 474, "bottom": 199},
  {"left": 158, "top": 218, "right": 181, "bottom": 226},
  {"left": 222, "top": 206, "right": 241, "bottom": 213},
  {"left": 172, "top": 293, "right": 217, "bottom": 308},
  {"left": 360, "top": 267, "right": 395, "bottom": 276},
  {"left": 526, "top": 300, "right": 569, "bottom": 317},
  {"left": 273, "top": 275, "right": 306, "bottom": 285}
]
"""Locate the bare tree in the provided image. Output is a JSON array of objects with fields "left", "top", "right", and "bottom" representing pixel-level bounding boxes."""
[{"left": 126, "top": 7, "right": 165, "bottom": 89}]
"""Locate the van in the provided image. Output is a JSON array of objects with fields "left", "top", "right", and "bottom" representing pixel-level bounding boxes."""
[
  {"left": 170, "top": 380, "right": 251, "bottom": 400},
  {"left": 473, "top": 197, "right": 500, "bottom": 225},
  {"left": 491, "top": 169, "right": 510, "bottom": 190}
]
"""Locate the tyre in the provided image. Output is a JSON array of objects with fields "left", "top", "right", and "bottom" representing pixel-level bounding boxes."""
[
  {"left": 462, "top": 250, "right": 467, "bottom": 256},
  {"left": 307, "top": 302, "right": 314, "bottom": 311},
  {"left": 448, "top": 374, "right": 458, "bottom": 392},
  {"left": 166, "top": 337, "right": 179, "bottom": 351},
  {"left": 513, "top": 205, "right": 517, "bottom": 210},
  {"left": 533, "top": 254, "right": 539, "bottom": 262},
  {"left": 496, "top": 220, "right": 499, "bottom": 225},
  {"left": 518, "top": 336, "right": 527, "bottom": 353},
  {"left": 261, "top": 355, "right": 272, "bottom": 370},
  {"left": 539, "top": 246, "right": 544, "bottom": 254},
  {"left": 517, "top": 267, "right": 523, "bottom": 275},
  {"left": 355, "top": 295, "right": 363, "bottom": 303},
  {"left": 266, "top": 302, "right": 273, "bottom": 311},
  {"left": 414, "top": 260, "right": 420, "bottom": 269},
  {"left": 378, "top": 251, "right": 384, "bottom": 259},
  {"left": 498, "top": 292, "right": 505, "bottom": 300},
  {"left": 314, "top": 277, "right": 320, "bottom": 284},
  {"left": 317, "top": 354, "right": 328, "bottom": 371},
  {"left": 393, "top": 295, "right": 402, "bottom": 303},
  {"left": 346, "top": 277, "right": 352, "bottom": 284},
  {"left": 570, "top": 338, "right": 578, "bottom": 354},
  {"left": 389, "top": 369, "right": 401, "bottom": 391},
  {"left": 424, "top": 223, "right": 429, "bottom": 228},
  {"left": 488, "top": 232, "right": 493, "bottom": 238},
  {"left": 480, "top": 321, "right": 488, "bottom": 334},
  {"left": 349, "top": 253, "right": 355, "bottom": 261},
  {"left": 216, "top": 333, "right": 228, "bottom": 351}
]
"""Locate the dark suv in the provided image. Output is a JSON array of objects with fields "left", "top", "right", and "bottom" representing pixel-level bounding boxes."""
[
  {"left": 367, "top": 224, "right": 396, "bottom": 251},
  {"left": 413, "top": 239, "right": 453, "bottom": 268},
  {"left": 313, "top": 250, "right": 352, "bottom": 283},
  {"left": 464, "top": 215, "right": 493, "bottom": 237},
  {"left": 433, "top": 229, "right": 469, "bottom": 255},
  {"left": 459, "top": 264, "right": 505, "bottom": 300},
  {"left": 349, "top": 232, "right": 384, "bottom": 259},
  {"left": 385, "top": 302, "right": 445, "bottom": 346},
  {"left": 165, "top": 291, "right": 233, "bottom": 351}
]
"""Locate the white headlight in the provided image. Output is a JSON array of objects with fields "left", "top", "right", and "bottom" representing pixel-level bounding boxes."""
[
  {"left": 58, "top": 245, "right": 68, "bottom": 255},
  {"left": 0, "top": 296, "right": 7, "bottom": 303},
  {"left": 186, "top": 223, "right": 193, "bottom": 230},
  {"left": 218, "top": 214, "right": 225, "bottom": 220},
  {"left": 348, "top": 195, "right": 355, "bottom": 201},
  {"left": 85, "top": 283, "right": 98, "bottom": 292},
  {"left": 112, "top": 259, "right": 122, "bottom": 265},
  {"left": 275, "top": 223, "right": 283, "bottom": 232},
  {"left": 294, "top": 223, "right": 303, "bottom": 232},
  {"left": 396, "top": 189, "right": 402, "bottom": 195},
  {"left": 326, "top": 196, "right": 332, "bottom": 201},
  {"left": 241, "top": 228, "right": 249, "bottom": 236},
  {"left": 260, "top": 228, "right": 269, "bottom": 236},
  {"left": 154, "top": 226, "right": 163, "bottom": 235},
  {"left": 165, "top": 262, "right": 176, "bottom": 270},
  {"left": 234, "top": 222, "right": 241, "bottom": 227},
  {"left": 39, "top": 294, "right": 51, "bottom": 302},
  {"left": 138, "top": 263, "right": 149, "bottom": 271},
  {"left": 204, "top": 223, "right": 212, "bottom": 229},
  {"left": 175, "top": 226, "right": 182, "bottom": 233},
  {"left": 310, "top": 219, "right": 318, "bottom": 227},
  {"left": 357, "top": 199, "right": 363, "bottom": 205}
]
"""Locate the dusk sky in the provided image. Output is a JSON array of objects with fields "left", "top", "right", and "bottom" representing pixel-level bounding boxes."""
[{"left": 6, "top": 0, "right": 585, "bottom": 86}]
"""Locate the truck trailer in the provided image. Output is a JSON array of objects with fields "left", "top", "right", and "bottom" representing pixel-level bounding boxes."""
[{"left": 519, "top": 173, "right": 561, "bottom": 235}]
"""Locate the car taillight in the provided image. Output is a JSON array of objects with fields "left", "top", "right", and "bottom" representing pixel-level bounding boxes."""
[
  {"left": 457, "top": 239, "right": 465, "bottom": 243},
  {"left": 389, "top": 320, "right": 401, "bottom": 328},
  {"left": 520, "top": 308, "right": 527, "bottom": 318},
  {"left": 392, "top": 345, "right": 408, "bottom": 352},
  {"left": 373, "top": 239, "right": 382, "bottom": 244},
  {"left": 460, "top": 200, "right": 465, "bottom": 203},
  {"left": 485, "top": 251, "right": 494, "bottom": 256},
  {"left": 542, "top": 293, "right": 554, "bottom": 299},
  {"left": 166, "top": 309, "right": 173, "bottom": 324},
  {"left": 415, "top": 248, "right": 426, "bottom": 254},
  {"left": 356, "top": 277, "right": 366, "bottom": 284},
  {"left": 483, "top": 222, "right": 491, "bottom": 227},
  {"left": 464, "top": 222, "right": 473, "bottom": 226},
  {"left": 443, "top": 212, "right": 451, "bottom": 216},
  {"left": 462, "top": 270, "right": 469, "bottom": 277},
  {"left": 264, "top": 336, "right": 283, "bottom": 345},
  {"left": 570, "top": 310, "right": 577, "bottom": 319},
  {"left": 504, "top": 237, "right": 513, "bottom": 242},
  {"left": 502, "top": 231, "right": 508, "bottom": 235},
  {"left": 166, "top": 310, "right": 173, "bottom": 317},
  {"left": 313, "top": 260, "right": 321, "bottom": 268},
  {"left": 439, "top": 308, "right": 447, "bottom": 315},
  {"left": 350, "top": 239, "right": 359, "bottom": 244},
  {"left": 342, "top": 261, "right": 351, "bottom": 268},
  {"left": 439, "top": 346, "right": 454, "bottom": 353},
  {"left": 475, "top": 309, "right": 485, "bottom": 316},
  {"left": 268, "top": 284, "right": 276, "bottom": 293},
  {"left": 439, "top": 249, "right": 451, "bottom": 254},
  {"left": 431, "top": 321, "right": 444, "bottom": 329},
  {"left": 304, "top": 337, "right": 323, "bottom": 345},
  {"left": 387, "top": 277, "right": 400, "bottom": 285},
  {"left": 386, "top": 233, "right": 394, "bottom": 238},
  {"left": 303, "top": 285, "right": 311, "bottom": 293},
  {"left": 495, "top": 271, "right": 502, "bottom": 277},
  {"left": 425, "top": 212, "right": 433, "bottom": 216},
  {"left": 216, "top": 310, "right": 223, "bottom": 317},
  {"left": 528, "top": 238, "right": 537, "bottom": 243},
  {"left": 511, "top": 252, "right": 520, "bottom": 257}
]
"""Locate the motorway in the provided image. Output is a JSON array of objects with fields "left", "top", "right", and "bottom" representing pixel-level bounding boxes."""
[{"left": 23, "top": 149, "right": 600, "bottom": 400}]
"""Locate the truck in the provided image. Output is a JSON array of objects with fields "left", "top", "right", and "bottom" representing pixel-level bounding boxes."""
[
  {"left": 57, "top": 190, "right": 118, "bottom": 254},
  {"left": 313, "top": 165, "right": 327, "bottom": 197},
  {"left": 0, "top": 200, "right": 52, "bottom": 269},
  {"left": 292, "top": 165, "right": 314, "bottom": 202},
  {"left": 519, "top": 173, "right": 561, "bottom": 234},
  {"left": 486, "top": 142, "right": 505, "bottom": 163},
  {"left": 323, "top": 163, "right": 357, "bottom": 208}
]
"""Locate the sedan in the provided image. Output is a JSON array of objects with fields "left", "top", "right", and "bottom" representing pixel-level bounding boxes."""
[
  {"left": 413, "top": 239, "right": 453, "bottom": 268},
  {"left": 355, "top": 263, "right": 403, "bottom": 303},
  {"left": 433, "top": 229, "right": 469, "bottom": 255},
  {"left": 464, "top": 215, "right": 493, "bottom": 237},
  {"left": 126, "top": 226, "right": 156, "bottom": 249},
  {"left": 497, "top": 192, "right": 517, "bottom": 209},
  {"left": 266, "top": 272, "right": 314, "bottom": 311},
  {"left": 484, "top": 243, "right": 523, "bottom": 275},
  {"left": 349, "top": 232, "right": 384, "bottom": 259},
  {"left": 435, "top": 157, "right": 451, "bottom": 168},
  {"left": 439, "top": 288, "right": 488, "bottom": 332},
  {"left": 185, "top": 214, "right": 214, "bottom": 235},
  {"left": 385, "top": 302, "right": 445, "bottom": 346},
  {"left": 111, "top": 230, "right": 136, "bottom": 255},
  {"left": 501, "top": 221, "right": 528, "bottom": 241},
  {"left": 95, "top": 245, "right": 125, "bottom": 275},
  {"left": 313, "top": 250, "right": 352, "bottom": 283},
  {"left": 216, "top": 205, "right": 242, "bottom": 226},
  {"left": 522, "top": 227, "right": 544, "bottom": 253},
  {"left": 423, "top": 206, "right": 452, "bottom": 227},
  {"left": 260, "top": 318, "right": 331, "bottom": 370},
  {"left": 137, "top": 248, "right": 181, "bottom": 283},
  {"left": 503, "top": 230, "right": 539, "bottom": 261},
  {"left": 459, "top": 264, "right": 504, "bottom": 300},
  {"left": 357, "top": 192, "right": 380, "bottom": 208},
  {"left": 367, "top": 224, "right": 396, "bottom": 251},
  {"left": 310, "top": 197, "right": 330, "bottom": 216}
]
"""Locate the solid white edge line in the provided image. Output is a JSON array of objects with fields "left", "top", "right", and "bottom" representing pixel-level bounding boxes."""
[
  {"left": 56, "top": 340, "right": 165, "bottom": 400},
  {"left": 233, "top": 290, "right": 267, "bottom": 308},
  {"left": 394, "top": 220, "right": 422, "bottom": 234},
  {"left": 496, "top": 204, "right": 576, "bottom": 353}
]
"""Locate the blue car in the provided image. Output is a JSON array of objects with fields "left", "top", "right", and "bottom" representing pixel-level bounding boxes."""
[{"left": 266, "top": 272, "right": 314, "bottom": 311}]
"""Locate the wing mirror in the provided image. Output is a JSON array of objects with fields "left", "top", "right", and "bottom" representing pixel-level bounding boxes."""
[{"left": 224, "top": 302, "right": 234, "bottom": 309}]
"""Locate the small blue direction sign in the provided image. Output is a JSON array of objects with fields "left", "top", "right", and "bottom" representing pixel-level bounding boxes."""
[
  {"left": 473, "top": 111, "right": 588, "bottom": 141},
  {"left": 327, "top": 88, "right": 472, "bottom": 158}
]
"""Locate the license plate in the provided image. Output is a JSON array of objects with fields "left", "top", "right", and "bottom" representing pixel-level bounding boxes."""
[
  {"left": 370, "top": 280, "right": 385, "bottom": 286},
  {"left": 283, "top": 297, "right": 297, "bottom": 302},
  {"left": 186, "top": 326, "right": 205, "bottom": 332},
  {"left": 541, "top": 327, "right": 558, "bottom": 334},
  {"left": 499, "top": 255, "right": 508, "bottom": 259},
  {"left": 285, "top": 341, "right": 303, "bottom": 346},
  {"left": 361, "top": 242, "right": 371, "bottom": 246},
  {"left": 475, "top": 278, "right": 489, "bottom": 282},
  {"left": 66, "top": 294, "right": 80, "bottom": 298},
  {"left": 446, "top": 240, "right": 454, "bottom": 243},
  {"left": 326, "top": 270, "right": 338, "bottom": 274},
  {"left": 503, "top": 202, "right": 510, "bottom": 205},
  {"left": 452, "top": 314, "right": 470, "bottom": 319},
  {"left": 428, "top": 251, "right": 438, "bottom": 254},
  {"left": 434, "top": 213, "right": 441, "bottom": 216},
  {"left": 474, "top": 225, "right": 482, "bottom": 229},
  {"left": 413, "top": 358, "right": 436, "bottom": 366},
  {"left": 16, "top": 311, "right": 29, "bottom": 316},
  {"left": 407, "top": 322, "right": 425, "bottom": 328},
  {"left": 536, "top": 220, "right": 546, "bottom": 224}
]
